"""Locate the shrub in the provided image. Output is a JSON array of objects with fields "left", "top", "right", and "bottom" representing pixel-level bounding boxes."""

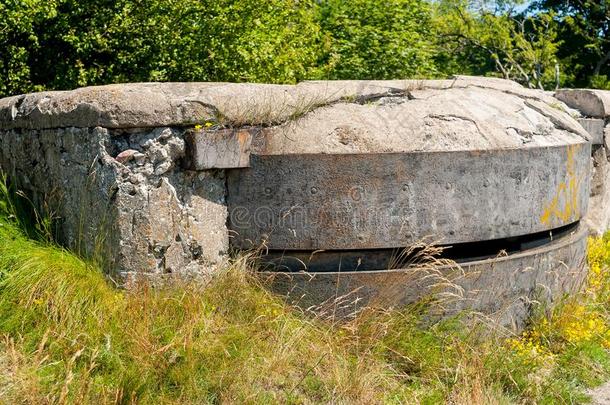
[
  {"left": 1, "top": 0, "right": 325, "bottom": 97},
  {"left": 316, "top": 0, "right": 436, "bottom": 80}
]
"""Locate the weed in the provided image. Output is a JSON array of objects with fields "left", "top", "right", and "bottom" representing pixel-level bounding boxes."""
[{"left": 1, "top": 176, "right": 610, "bottom": 403}]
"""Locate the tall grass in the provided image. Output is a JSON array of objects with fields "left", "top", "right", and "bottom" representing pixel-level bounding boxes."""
[{"left": 1, "top": 176, "right": 610, "bottom": 403}]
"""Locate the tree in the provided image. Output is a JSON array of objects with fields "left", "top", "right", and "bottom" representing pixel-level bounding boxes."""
[
  {"left": 0, "top": 0, "right": 325, "bottom": 97},
  {"left": 434, "top": 0, "right": 562, "bottom": 89},
  {"left": 0, "top": 0, "right": 442, "bottom": 97},
  {"left": 315, "top": 0, "right": 436, "bottom": 79},
  {"left": 4, "top": 0, "right": 601, "bottom": 98},
  {"left": 0, "top": 0, "right": 57, "bottom": 96},
  {"left": 531, "top": 0, "right": 610, "bottom": 88},
  {"left": 33, "top": 0, "right": 324, "bottom": 87}
]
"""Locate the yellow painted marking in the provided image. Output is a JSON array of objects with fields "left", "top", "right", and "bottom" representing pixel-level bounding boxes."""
[{"left": 540, "top": 144, "right": 582, "bottom": 225}]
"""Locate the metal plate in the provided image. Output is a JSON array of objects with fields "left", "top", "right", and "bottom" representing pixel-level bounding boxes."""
[
  {"left": 227, "top": 143, "right": 590, "bottom": 249},
  {"left": 259, "top": 224, "right": 588, "bottom": 329},
  {"left": 256, "top": 221, "right": 580, "bottom": 272}
]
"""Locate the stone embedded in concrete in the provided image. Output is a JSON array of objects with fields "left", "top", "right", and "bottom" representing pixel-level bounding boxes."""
[
  {"left": 262, "top": 224, "right": 587, "bottom": 329},
  {"left": 0, "top": 126, "right": 228, "bottom": 277},
  {"left": 578, "top": 118, "right": 605, "bottom": 145},
  {"left": 555, "top": 89, "right": 610, "bottom": 118},
  {"left": 0, "top": 77, "right": 595, "bottom": 302},
  {"left": 116, "top": 149, "right": 140, "bottom": 164},
  {"left": 185, "top": 129, "right": 253, "bottom": 169}
]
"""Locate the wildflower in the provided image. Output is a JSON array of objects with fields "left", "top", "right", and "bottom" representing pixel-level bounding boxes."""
[
  {"left": 194, "top": 122, "right": 215, "bottom": 131},
  {"left": 506, "top": 334, "right": 552, "bottom": 366},
  {"left": 556, "top": 303, "right": 606, "bottom": 344},
  {"left": 587, "top": 236, "right": 610, "bottom": 293}
]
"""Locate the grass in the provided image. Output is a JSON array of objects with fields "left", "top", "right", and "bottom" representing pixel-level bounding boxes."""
[
  {"left": 2, "top": 179, "right": 610, "bottom": 403},
  {"left": 192, "top": 80, "right": 427, "bottom": 130}
]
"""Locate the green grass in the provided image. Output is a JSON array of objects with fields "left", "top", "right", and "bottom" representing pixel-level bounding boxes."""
[{"left": 1, "top": 178, "right": 610, "bottom": 404}]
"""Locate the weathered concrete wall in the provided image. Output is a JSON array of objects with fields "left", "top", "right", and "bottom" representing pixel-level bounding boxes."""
[
  {"left": 229, "top": 146, "right": 590, "bottom": 250},
  {"left": 0, "top": 76, "right": 601, "bottom": 327},
  {"left": 0, "top": 76, "right": 590, "bottom": 277},
  {"left": 555, "top": 89, "right": 610, "bottom": 235},
  {"left": 0, "top": 126, "right": 227, "bottom": 278}
]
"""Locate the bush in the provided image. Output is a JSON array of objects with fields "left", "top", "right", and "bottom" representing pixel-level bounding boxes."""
[
  {"left": 316, "top": 0, "right": 436, "bottom": 79},
  {"left": 0, "top": 0, "right": 440, "bottom": 98},
  {"left": 0, "top": 0, "right": 56, "bottom": 97},
  {"left": 1, "top": 0, "right": 325, "bottom": 97}
]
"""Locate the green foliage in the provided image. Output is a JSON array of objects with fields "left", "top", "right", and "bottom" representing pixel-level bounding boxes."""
[
  {"left": 316, "top": 0, "right": 436, "bottom": 79},
  {"left": 532, "top": 0, "right": 609, "bottom": 88},
  {"left": 0, "top": 0, "right": 439, "bottom": 97},
  {"left": 432, "top": 0, "right": 608, "bottom": 89},
  {"left": 434, "top": 0, "right": 562, "bottom": 89},
  {"left": 4, "top": 177, "right": 610, "bottom": 402},
  {"left": 0, "top": 0, "right": 57, "bottom": 96},
  {"left": 29, "top": 0, "right": 324, "bottom": 90},
  {"left": 0, "top": 0, "right": 324, "bottom": 96},
  {"left": 590, "top": 75, "right": 610, "bottom": 91},
  {"left": 0, "top": 0, "right": 607, "bottom": 96}
]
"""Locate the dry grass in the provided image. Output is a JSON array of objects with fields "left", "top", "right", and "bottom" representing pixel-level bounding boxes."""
[
  {"left": 2, "top": 177, "right": 610, "bottom": 403},
  {"left": 194, "top": 80, "right": 428, "bottom": 130}
]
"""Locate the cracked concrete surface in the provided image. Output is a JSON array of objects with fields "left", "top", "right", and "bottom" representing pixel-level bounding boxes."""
[
  {"left": 0, "top": 76, "right": 602, "bottom": 278},
  {"left": 252, "top": 85, "right": 587, "bottom": 155},
  {"left": 556, "top": 88, "right": 610, "bottom": 235},
  {"left": 0, "top": 76, "right": 584, "bottom": 132},
  {"left": 0, "top": 126, "right": 228, "bottom": 278}
]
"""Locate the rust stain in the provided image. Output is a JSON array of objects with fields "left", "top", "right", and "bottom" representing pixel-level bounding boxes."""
[{"left": 236, "top": 130, "right": 249, "bottom": 147}]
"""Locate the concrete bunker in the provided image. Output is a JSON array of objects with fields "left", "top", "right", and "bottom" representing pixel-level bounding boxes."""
[{"left": 0, "top": 76, "right": 605, "bottom": 328}]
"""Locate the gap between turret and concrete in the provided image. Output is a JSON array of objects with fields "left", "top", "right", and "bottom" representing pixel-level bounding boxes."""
[{"left": 0, "top": 76, "right": 607, "bottom": 328}]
